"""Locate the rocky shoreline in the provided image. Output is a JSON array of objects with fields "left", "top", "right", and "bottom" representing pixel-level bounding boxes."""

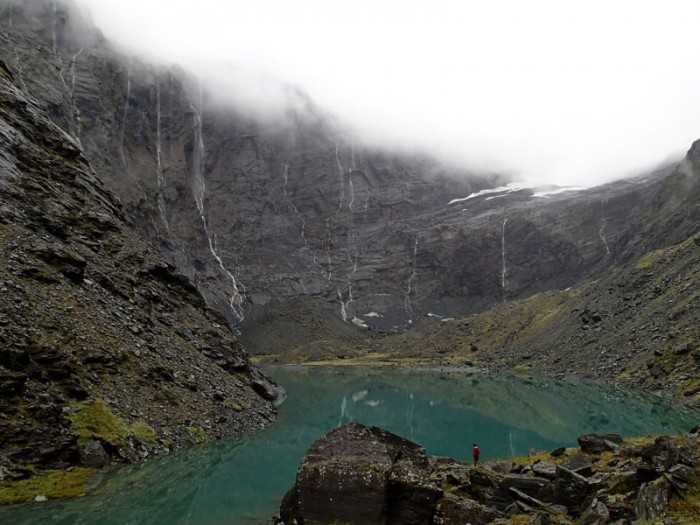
[{"left": 274, "top": 422, "right": 700, "bottom": 525}]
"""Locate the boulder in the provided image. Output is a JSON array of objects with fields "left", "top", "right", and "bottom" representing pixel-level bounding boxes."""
[
  {"left": 279, "top": 423, "right": 441, "bottom": 525},
  {"left": 577, "top": 433, "right": 624, "bottom": 454},
  {"left": 561, "top": 454, "right": 593, "bottom": 477},
  {"left": 634, "top": 479, "right": 671, "bottom": 521},
  {"left": 531, "top": 460, "right": 558, "bottom": 479},
  {"left": 79, "top": 440, "right": 110, "bottom": 468},
  {"left": 576, "top": 497, "right": 609, "bottom": 525},
  {"left": 433, "top": 492, "right": 503, "bottom": 525}
]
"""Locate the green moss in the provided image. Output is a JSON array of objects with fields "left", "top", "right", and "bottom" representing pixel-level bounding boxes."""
[
  {"left": 223, "top": 400, "right": 245, "bottom": 411},
  {"left": 153, "top": 388, "right": 181, "bottom": 406},
  {"left": 188, "top": 427, "right": 207, "bottom": 440},
  {"left": 67, "top": 398, "right": 130, "bottom": 446},
  {"left": 0, "top": 467, "right": 94, "bottom": 505},
  {"left": 131, "top": 421, "right": 158, "bottom": 446}
]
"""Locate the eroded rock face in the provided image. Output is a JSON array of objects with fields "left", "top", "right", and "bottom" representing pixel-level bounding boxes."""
[
  {"left": 0, "top": 47, "right": 280, "bottom": 479},
  {"left": 277, "top": 426, "right": 700, "bottom": 525},
  {"left": 3, "top": 0, "right": 699, "bottom": 341}
]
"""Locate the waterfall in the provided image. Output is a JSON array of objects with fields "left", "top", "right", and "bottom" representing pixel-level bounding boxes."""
[
  {"left": 501, "top": 219, "right": 508, "bottom": 301},
  {"left": 599, "top": 218, "right": 610, "bottom": 257},
  {"left": 50, "top": 0, "right": 58, "bottom": 55},
  {"left": 347, "top": 170, "right": 355, "bottom": 211},
  {"left": 119, "top": 58, "right": 132, "bottom": 171},
  {"left": 155, "top": 79, "right": 170, "bottom": 234},
  {"left": 338, "top": 289, "right": 348, "bottom": 322},
  {"left": 335, "top": 141, "right": 345, "bottom": 210},
  {"left": 5, "top": 3, "right": 27, "bottom": 93},
  {"left": 191, "top": 85, "right": 245, "bottom": 322},
  {"left": 404, "top": 236, "right": 419, "bottom": 316},
  {"left": 337, "top": 247, "right": 358, "bottom": 322},
  {"left": 324, "top": 219, "right": 333, "bottom": 281},
  {"left": 281, "top": 162, "right": 327, "bottom": 283},
  {"left": 67, "top": 47, "right": 84, "bottom": 146},
  {"left": 599, "top": 199, "right": 611, "bottom": 257},
  {"left": 282, "top": 161, "right": 289, "bottom": 198}
]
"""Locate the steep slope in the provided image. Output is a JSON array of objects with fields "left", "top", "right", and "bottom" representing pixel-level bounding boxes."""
[
  {"left": 2, "top": 0, "right": 699, "bottom": 354},
  {"left": 0, "top": 59, "right": 279, "bottom": 483},
  {"left": 333, "top": 150, "right": 700, "bottom": 400}
]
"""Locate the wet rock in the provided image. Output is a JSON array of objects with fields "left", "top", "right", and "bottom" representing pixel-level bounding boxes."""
[
  {"left": 634, "top": 479, "right": 671, "bottom": 521},
  {"left": 433, "top": 492, "right": 503, "bottom": 525},
  {"left": 79, "top": 440, "right": 110, "bottom": 468},
  {"left": 664, "top": 463, "right": 694, "bottom": 493},
  {"left": 577, "top": 433, "right": 623, "bottom": 454},
  {"left": 561, "top": 454, "right": 593, "bottom": 477},
  {"left": 531, "top": 460, "right": 558, "bottom": 479},
  {"left": 576, "top": 497, "right": 609, "bottom": 525},
  {"left": 280, "top": 423, "right": 440, "bottom": 525},
  {"left": 548, "top": 466, "right": 591, "bottom": 511}
]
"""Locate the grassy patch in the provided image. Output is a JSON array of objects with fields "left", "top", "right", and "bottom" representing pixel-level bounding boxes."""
[
  {"left": 0, "top": 467, "right": 94, "bottom": 505},
  {"left": 635, "top": 248, "right": 667, "bottom": 269},
  {"left": 131, "top": 421, "right": 158, "bottom": 446},
  {"left": 188, "top": 427, "right": 207, "bottom": 441},
  {"left": 67, "top": 398, "right": 130, "bottom": 446},
  {"left": 223, "top": 400, "right": 245, "bottom": 411}
]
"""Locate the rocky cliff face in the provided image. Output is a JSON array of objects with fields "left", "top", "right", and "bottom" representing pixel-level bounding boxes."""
[
  {"left": 6, "top": 0, "right": 698, "bottom": 345},
  {"left": 0, "top": 30, "right": 280, "bottom": 485}
]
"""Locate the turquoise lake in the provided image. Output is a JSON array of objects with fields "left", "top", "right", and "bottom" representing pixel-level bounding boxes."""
[{"left": 1, "top": 366, "right": 698, "bottom": 524}]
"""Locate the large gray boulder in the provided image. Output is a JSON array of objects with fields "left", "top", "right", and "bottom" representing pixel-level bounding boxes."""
[{"left": 279, "top": 423, "right": 441, "bottom": 525}]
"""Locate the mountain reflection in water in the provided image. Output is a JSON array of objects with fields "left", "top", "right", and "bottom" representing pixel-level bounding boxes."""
[{"left": 1, "top": 366, "right": 697, "bottom": 525}]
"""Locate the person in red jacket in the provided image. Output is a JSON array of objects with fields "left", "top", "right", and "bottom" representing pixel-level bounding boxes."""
[{"left": 472, "top": 443, "right": 480, "bottom": 466}]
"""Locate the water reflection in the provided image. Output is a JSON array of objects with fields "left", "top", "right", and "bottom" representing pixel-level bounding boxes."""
[{"left": 1, "top": 366, "right": 697, "bottom": 524}]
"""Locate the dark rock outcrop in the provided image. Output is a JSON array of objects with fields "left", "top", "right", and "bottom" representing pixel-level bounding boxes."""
[
  {"left": 276, "top": 424, "right": 700, "bottom": 525},
  {"left": 3, "top": 0, "right": 699, "bottom": 346},
  {"left": 0, "top": 34, "right": 280, "bottom": 483},
  {"left": 280, "top": 423, "right": 441, "bottom": 525}
]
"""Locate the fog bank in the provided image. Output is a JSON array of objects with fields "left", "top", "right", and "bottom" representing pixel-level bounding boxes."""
[{"left": 80, "top": 0, "right": 700, "bottom": 187}]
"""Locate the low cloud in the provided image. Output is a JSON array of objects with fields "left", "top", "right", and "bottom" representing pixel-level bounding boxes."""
[{"left": 80, "top": 0, "right": 700, "bottom": 187}]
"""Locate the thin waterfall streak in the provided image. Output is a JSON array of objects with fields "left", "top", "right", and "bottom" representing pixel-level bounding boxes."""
[
  {"left": 348, "top": 171, "right": 355, "bottom": 211},
  {"left": 335, "top": 141, "right": 344, "bottom": 210},
  {"left": 347, "top": 249, "right": 358, "bottom": 274},
  {"left": 338, "top": 289, "right": 348, "bottom": 322},
  {"left": 404, "top": 236, "right": 419, "bottom": 315},
  {"left": 282, "top": 160, "right": 323, "bottom": 275},
  {"left": 324, "top": 219, "right": 333, "bottom": 281},
  {"left": 501, "top": 219, "right": 508, "bottom": 302},
  {"left": 119, "top": 59, "right": 132, "bottom": 170},
  {"left": 282, "top": 161, "right": 289, "bottom": 198},
  {"left": 599, "top": 214, "right": 610, "bottom": 256},
  {"left": 51, "top": 0, "right": 58, "bottom": 54},
  {"left": 155, "top": 81, "right": 170, "bottom": 233},
  {"left": 68, "top": 47, "right": 84, "bottom": 146},
  {"left": 191, "top": 87, "right": 245, "bottom": 321},
  {"left": 11, "top": 43, "right": 27, "bottom": 93}
]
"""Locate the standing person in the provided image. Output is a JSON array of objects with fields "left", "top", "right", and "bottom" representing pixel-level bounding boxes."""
[{"left": 472, "top": 443, "right": 480, "bottom": 466}]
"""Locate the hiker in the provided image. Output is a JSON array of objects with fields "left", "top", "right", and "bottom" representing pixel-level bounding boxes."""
[{"left": 472, "top": 443, "right": 480, "bottom": 466}]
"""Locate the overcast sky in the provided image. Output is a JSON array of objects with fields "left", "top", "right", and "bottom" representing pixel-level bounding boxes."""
[{"left": 79, "top": 0, "right": 700, "bottom": 187}]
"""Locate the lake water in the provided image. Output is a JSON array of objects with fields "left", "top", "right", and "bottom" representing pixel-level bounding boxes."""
[{"left": 1, "top": 366, "right": 698, "bottom": 524}]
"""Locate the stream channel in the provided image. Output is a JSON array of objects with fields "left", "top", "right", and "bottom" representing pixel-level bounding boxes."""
[{"left": 1, "top": 365, "right": 698, "bottom": 524}]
